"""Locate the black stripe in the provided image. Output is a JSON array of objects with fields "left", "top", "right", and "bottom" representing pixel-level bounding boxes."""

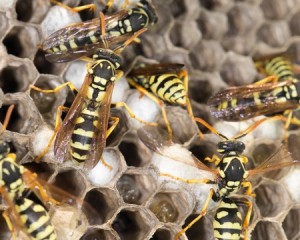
[{"left": 151, "top": 75, "right": 175, "bottom": 95}]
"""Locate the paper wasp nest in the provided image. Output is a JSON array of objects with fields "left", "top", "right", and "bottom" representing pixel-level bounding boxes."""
[{"left": 0, "top": 0, "right": 300, "bottom": 239}]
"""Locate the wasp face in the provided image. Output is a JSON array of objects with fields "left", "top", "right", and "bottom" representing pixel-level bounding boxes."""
[{"left": 217, "top": 140, "right": 245, "bottom": 155}]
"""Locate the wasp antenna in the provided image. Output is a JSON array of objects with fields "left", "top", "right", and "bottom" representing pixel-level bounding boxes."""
[
  {"left": 0, "top": 105, "right": 15, "bottom": 135},
  {"left": 194, "top": 117, "right": 228, "bottom": 140}
]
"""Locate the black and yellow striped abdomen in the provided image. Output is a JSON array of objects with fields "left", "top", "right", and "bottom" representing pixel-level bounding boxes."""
[
  {"left": 15, "top": 197, "right": 57, "bottom": 240},
  {"left": 256, "top": 56, "right": 294, "bottom": 81},
  {"left": 0, "top": 155, "right": 25, "bottom": 199},
  {"left": 213, "top": 198, "right": 242, "bottom": 240}
]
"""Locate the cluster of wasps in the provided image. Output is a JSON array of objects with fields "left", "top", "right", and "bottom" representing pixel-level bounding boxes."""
[{"left": 1, "top": 0, "right": 300, "bottom": 239}]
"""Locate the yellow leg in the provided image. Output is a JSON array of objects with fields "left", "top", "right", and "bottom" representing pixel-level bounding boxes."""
[
  {"left": 254, "top": 75, "right": 278, "bottom": 85},
  {"left": 2, "top": 211, "right": 16, "bottom": 240},
  {"left": 35, "top": 105, "right": 69, "bottom": 162},
  {"left": 127, "top": 79, "right": 173, "bottom": 141},
  {"left": 114, "top": 102, "right": 158, "bottom": 126},
  {"left": 23, "top": 170, "right": 60, "bottom": 205},
  {"left": 49, "top": 0, "right": 96, "bottom": 13},
  {"left": 30, "top": 81, "right": 79, "bottom": 95},
  {"left": 115, "top": 70, "right": 124, "bottom": 82},
  {"left": 0, "top": 104, "right": 14, "bottom": 134},
  {"left": 241, "top": 181, "right": 255, "bottom": 197},
  {"left": 193, "top": 117, "right": 228, "bottom": 140},
  {"left": 204, "top": 154, "right": 221, "bottom": 166},
  {"left": 176, "top": 188, "right": 215, "bottom": 240}
]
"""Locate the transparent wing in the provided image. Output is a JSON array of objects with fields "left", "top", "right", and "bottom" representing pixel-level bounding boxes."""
[
  {"left": 138, "top": 126, "right": 219, "bottom": 177},
  {"left": 248, "top": 146, "right": 300, "bottom": 178},
  {"left": 128, "top": 63, "right": 185, "bottom": 76}
]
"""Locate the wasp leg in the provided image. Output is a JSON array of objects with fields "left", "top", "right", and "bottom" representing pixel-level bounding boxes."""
[
  {"left": 176, "top": 188, "right": 215, "bottom": 240},
  {"left": 193, "top": 117, "right": 228, "bottom": 140},
  {"left": 34, "top": 105, "right": 70, "bottom": 162},
  {"left": 0, "top": 104, "right": 14, "bottom": 134},
  {"left": 113, "top": 102, "right": 158, "bottom": 126},
  {"left": 126, "top": 79, "right": 172, "bottom": 140},
  {"left": 2, "top": 211, "right": 17, "bottom": 240},
  {"left": 204, "top": 154, "right": 221, "bottom": 166},
  {"left": 30, "top": 81, "right": 79, "bottom": 96},
  {"left": 99, "top": 116, "right": 121, "bottom": 171},
  {"left": 49, "top": 0, "right": 96, "bottom": 13},
  {"left": 234, "top": 198, "right": 253, "bottom": 240},
  {"left": 241, "top": 181, "right": 255, "bottom": 197},
  {"left": 22, "top": 170, "right": 60, "bottom": 205},
  {"left": 254, "top": 75, "right": 278, "bottom": 85}
]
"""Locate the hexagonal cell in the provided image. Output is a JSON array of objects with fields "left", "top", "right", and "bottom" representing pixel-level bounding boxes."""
[
  {"left": 189, "top": 40, "right": 225, "bottom": 72},
  {"left": 33, "top": 48, "right": 67, "bottom": 75},
  {"left": 2, "top": 25, "right": 41, "bottom": 59},
  {"left": 150, "top": 227, "right": 174, "bottom": 240},
  {"left": 282, "top": 207, "right": 300, "bottom": 240},
  {"left": 188, "top": 75, "right": 214, "bottom": 104},
  {"left": 149, "top": 192, "right": 188, "bottom": 223},
  {"left": 15, "top": 0, "right": 49, "bottom": 23},
  {"left": 30, "top": 75, "right": 67, "bottom": 127},
  {"left": 220, "top": 52, "right": 256, "bottom": 86},
  {"left": 118, "top": 137, "right": 152, "bottom": 167},
  {"left": 0, "top": 62, "right": 37, "bottom": 93},
  {"left": 290, "top": 10, "right": 300, "bottom": 36},
  {"left": 254, "top": 180, "right": 291, "bottom": 219},
  {"left": 116, "top": 172, "right": 157, "bottom": 205},
  {"left": 287, "top": 132, "right": 300, "bottom": 161},
  {"left": 183, "top": 212, "right": 214, "bottom": 240},
  {"left": 257, "top": 21, "right": 291, "bottom": 48},
  {"left": 22, "top": 161, "right": 55, "bottom": 181},
  {"left": 222, "top": 33, "right": 256, "bottom": 55},
  {"left": 169, "top": 21, "right": 201, "bottom": 50},
  {"left": 83, "top": 188, "right": 119, "bottom": 225},
  {"left": 52, "top": 169, "right": 87, "bottom": 198},
  {"left": 197, "top": 10, "right": 228, "bottom": 40},
  {"left": 199, "top": 0, "right": 233, "bottom": 12},
  {"left": 169, "top": 0, "right": 187, "bottom": 18},
  {"left": 0, "top": 13, "right": 8, "bottom": 40},
  {"left": 252, "top": 221, "right": 286, "bottom": 240},
  {"left": 260, "top": 0, "right": 294, "bottom": 20},
  {"left": 112, "top": 208, "right": 153, "bottom": 240},
  {"left": 80, "top": 228, "right": 118, "bottom": 240},
  {"left": 287, "top": 40, "right": 300, "bottom": 65},
  {"left": 227, "top": 3, "right": 263, "bottom": 36}
]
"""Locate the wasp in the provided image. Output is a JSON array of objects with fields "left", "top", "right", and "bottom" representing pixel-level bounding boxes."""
[
  {"left": 0, "top": 105, "right": 57, "bottom": 240},
  {"left": 138, "top": 117, "right": 300, "bottom": 240},
  {"left": 31, "top": 28, "right": 157, "bottom": 169},
  {"left": 126, "top": 62, "right": 201, "bottom": 141},
  {"left": 43, "top": 0, "right": 158, "bottom": 63}
]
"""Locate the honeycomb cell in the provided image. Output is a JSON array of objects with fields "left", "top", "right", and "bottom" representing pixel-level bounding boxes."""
[
  {"left": 260, "top": 0, "right": 294, "bottom": 20},
  {"left": 287, "top": 40, "right": 300, "bottom": 64},
  {"left": 282, "top": 207, "right": 300, "bottom": 240},
  {"left": 150, "top": 228, "right": 173, "bottom": 240},
  {"left": 0, "top": 13, "right": 8, "bottom": 40},
  {"left": 30, "top": 75, "right": 67, "bottom": 126},
  {"left": 220, "top": 52, "right": 256, "bottom": 86},
  {"left": 3, "top": 25, "right": 40, "bottom": 59},
  {"left": 80, "top": 228, "right": 119, "bottom": 240},
  {"left": 33, "top": 49, "right": 67, "bottom": 75},
  {"left": 199, "top": 0, "right": 233, "bottom": 12},
  {"left": 15, "top": 0, "right": 49, "bottom": 23},
  {"left": 254, "top": 180, "right": 291, "bottom": 219},
  {"left": 112, "top": 208, "right": 153, "bottom": 240},
  {"left": 189, "top": 40, "right": 225, "bottom": 72},
  {"left": 183, "top": 213, "right": 214, "bottom": 240},
  {"left": 0, "top": 61, "right": 38, "bottom": 93},
  {"left": 257, "top": 21, "right": 291, "bottom": 48},
  {"left": 222, "top": 34, "right": 256, "bottom": 55},
  {"left": 169, "top": 0, "right": 187, "bottom": 18},
  {"left": 169, "top": 21, "right": 201, "bottom": 50},
  {"left": 290, "top": 10, "right": 300, "bottom": 36},
  {"left": 52, "top": 169, "right": 87, "bottom": 197},
  {"left": 116, "top": 172, "right": 157, "bottom": 204},
  {"left": 83, "top": 188, "right": 119, "bottom": 225},
  {"left": 197, "top": 10, "right": 228, "bottom": 40},
  {"left": 23, "top": 161, "right": 55, "bottom": 181},
  {"left": 188, "top": 76, "right": 213, "bottom": 104},
  {"left": 227, "top": 3, "right": 263, "bottom": 36},
  {"left": 252, "top": 221, "right": 286, "bottom": 240}
]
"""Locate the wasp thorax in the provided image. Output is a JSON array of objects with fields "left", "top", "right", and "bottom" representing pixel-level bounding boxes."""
[
  {"left": 217, "top": 140, "right": 245, "bottom": 154},
  {"left": 138, "top": 0, "right": 158, "bottom": 25}
]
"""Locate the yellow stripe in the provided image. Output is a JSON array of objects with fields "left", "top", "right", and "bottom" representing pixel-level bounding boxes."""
[
  {"left": 70, "top": 141, "right": 91, "bottom": 150},
  {"left": 73, "top": 128, "right": 94, "bottom": 138}
]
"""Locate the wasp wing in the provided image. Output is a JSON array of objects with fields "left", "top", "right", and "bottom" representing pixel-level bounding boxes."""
[
  {"left": 138, "top": 127, "right": 218, "bottom": 178},
  {"left": 247, "top": 146, "right": 300, "bottom": 178},
  {"left": 83, "top": 82, "right": 114, "bottom": 170},
  {"left": 128, "top": 63, "right": 185, "bottom": 76},
  {"left": 54, "top": 73, "right": 91, "bottom": 164},
  {"left": 208, "top": 80, "right": 299, "bottom": 121}
]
